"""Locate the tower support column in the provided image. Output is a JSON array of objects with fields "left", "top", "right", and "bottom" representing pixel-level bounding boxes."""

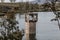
[{"left": 25, "top": 12, "right": 38, "bottom": 40}]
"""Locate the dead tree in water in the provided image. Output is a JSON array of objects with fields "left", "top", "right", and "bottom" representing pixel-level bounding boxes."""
[
  {"left": 50, "top": 0, "right": 60, "bottom": 29},
  {"left": 0, "top": 14, "right": 24, "bottom": 40},
  {"left": 1, "top": 18, "right": 25, "bottom": 40},
  {"left": 44, "top": 0, "right": 60, "bottom": 29}
]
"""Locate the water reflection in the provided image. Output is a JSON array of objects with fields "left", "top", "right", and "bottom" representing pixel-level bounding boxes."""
[{"left": 29, "top": 34, "right": 36, "bottom": 40}]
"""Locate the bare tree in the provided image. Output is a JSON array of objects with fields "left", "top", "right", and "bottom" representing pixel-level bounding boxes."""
[{"left": 50, "top": 0, "right": 60, "bottom": 29}]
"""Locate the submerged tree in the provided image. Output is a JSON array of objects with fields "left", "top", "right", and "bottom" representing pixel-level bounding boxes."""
[
  {"left": 0, "top": 13, "right": 25, "bottom": 40},
  {"left": 50, "top": 0, "right": 60, "bottom": 29}
]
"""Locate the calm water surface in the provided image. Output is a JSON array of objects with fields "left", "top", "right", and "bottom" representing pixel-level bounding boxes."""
[{"left": 16, "top": 12, "right": 60, "bottom": 40}]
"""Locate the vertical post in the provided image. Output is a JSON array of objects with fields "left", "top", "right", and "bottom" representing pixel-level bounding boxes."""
[{"left": 25, "top": 12, "right": 38, "bottom": 40}]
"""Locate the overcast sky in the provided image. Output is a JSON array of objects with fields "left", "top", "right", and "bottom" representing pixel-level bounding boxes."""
[
  {"left": 0, "top": 0, "right": 41, "bottom": 2},
  {"left": 0, "top": 0, "right": 36, "bottom": 2},
  {"left": 1, "top": 0, "right": 58, "bottom": 4},
  {"left": 0, "top": 0, "right": 47, "bottom": 4}
]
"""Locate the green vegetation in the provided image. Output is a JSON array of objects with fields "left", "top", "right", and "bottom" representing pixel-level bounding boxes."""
[
  {"left": 18, "top": 2, "right": 60, "bottom": 12},
  {"left": 0, "top": 2, "right": 60, "bottom": 13},
  {"left": 18, "top": 2, "right": 40, "bottom": 13}
]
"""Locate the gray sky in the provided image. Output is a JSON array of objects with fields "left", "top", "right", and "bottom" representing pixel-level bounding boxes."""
[
  {"left": 0, "top": 0, "right": 40, "bottom": 2},
  {"left": 0, "top": 0, "right": 36, "bottom": 2},
  {"left": 0, "top": 0, "right": 48, "bottom": 4}
]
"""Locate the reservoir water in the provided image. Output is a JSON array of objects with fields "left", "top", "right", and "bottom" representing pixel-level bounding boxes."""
[
  {"left": 0, "top": 12, "right": 60, "bottom": 40},
  {"left": 15, "top": 12, "right": 60, "bottom": 40}
]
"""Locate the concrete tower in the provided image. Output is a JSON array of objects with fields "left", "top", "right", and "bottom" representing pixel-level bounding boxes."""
[{"left": 25, "top": 12, "right": 38, "bottom": 40}]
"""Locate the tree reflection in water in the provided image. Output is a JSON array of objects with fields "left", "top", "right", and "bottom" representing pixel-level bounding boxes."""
[{"left": 0, "top": 13, "right": 25, "bottom": 40}]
